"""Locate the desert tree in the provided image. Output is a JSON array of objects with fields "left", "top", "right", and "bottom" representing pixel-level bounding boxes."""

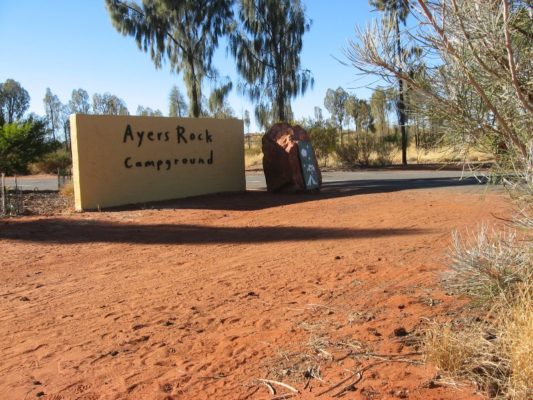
[
  {"left": 230, "top": 0, "right": 313, "bottom": 123},
  {"left": 0, "top": 79, "right": 30, "bottom": 125},
  {"left": 369, "top": 0, "right": 410, "bottom": 164},
  {"left": 92, "top": 92, "right": 129, "bottom": 115},
  {"left": 106, "top": 0, "right": 233, "bottom": 118},
  {"left": 347, "top": 0, "right": 532, "bottom": 173},
  {"left": 324, "top": 87, "right": 349, "bottom": 144},
  {"left": 254, "top": 104, "right": 272, "bottom": 131},
  {"left": 69, "top": 88, "right": 91, "bottom": 114},
  {"left": 208, "top": 80, "right": 234, "bottom": 118},
  {"left": 243, "top": 109, "right": 252, "bottom": 148},
  {"left": 136, "top": 105, "right": 163, "bottom": 116},
  {"left": 358, "top": 99, "right": 376, "bottom": 133},
  {"left": 168, "top": 85, "right": 187, "bottom": 117},
  {"left": 345, "top": 95, "right": 360, "bottom": 132},
  {"left": 43, "top": 88, "right": 64, "bottom": 143},
  {"left": 243, "top": 109, "right": 251, "bottom": 133},
  {"left": 370, "top": 87, "right": 392, "bottom": 136},
  {"left": 314, "top": 106, "right": 324, "bottom": 126}
]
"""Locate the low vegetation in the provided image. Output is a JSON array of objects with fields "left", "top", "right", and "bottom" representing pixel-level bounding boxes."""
[{"left": 425, "top": 190, "right": 532, "bottom": 398}]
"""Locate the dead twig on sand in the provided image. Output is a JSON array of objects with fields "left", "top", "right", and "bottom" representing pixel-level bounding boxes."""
[
  {"left": 336, "top": 346, "right": 424, "bottom": 364},
  {"left": 316, "top": 361, "right": 385, "bottom": 397},
  {"left": 332, "top": 372, "right": 364, "bottom": 398},
  {"left": 262, "top": 381, "right": 276, "bottom": 395},
  {"left": 256, "top": 378, "right": 300, "bottom": 395},
  {"left": 272, "top": 394, "right": 297, "bottom": 400}
]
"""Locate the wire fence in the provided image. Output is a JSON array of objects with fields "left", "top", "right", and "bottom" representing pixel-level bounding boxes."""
[{"left": 0, "top": 169, "right": 72, "bottom": 216}]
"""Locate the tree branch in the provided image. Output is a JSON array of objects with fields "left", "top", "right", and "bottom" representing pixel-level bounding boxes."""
[
  {"left": 502, "top": 0, "right": 533, "bottom": 114},
  {"left": 416, "top": 0, "right": 528, "bottom": 159}
]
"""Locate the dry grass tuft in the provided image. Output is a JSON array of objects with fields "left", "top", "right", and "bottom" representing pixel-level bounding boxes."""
[
  {"left": 447, "top": 225, "right": 531, "bottom": 306},
  {"left": 59, "top": 182, "right": 74, "bottom": 198},
  {"left": 425, "top": 222, "right": 532, "bottom": 398},
  {"left": 500, "top": 287, "right": 533, "bottom": 399}
]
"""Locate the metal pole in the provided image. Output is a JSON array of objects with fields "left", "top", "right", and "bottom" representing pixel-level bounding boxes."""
[
  {"left": 57, "top": 168, "right": 60, "bottom": 190},
  {"left": 1, "top": 173, "right": 5, "bottom": 215}
]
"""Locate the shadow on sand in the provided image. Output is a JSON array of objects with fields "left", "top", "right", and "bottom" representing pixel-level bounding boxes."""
[
  {"left": 120, "top": 175, "right": 488, "bottom": 212},
  {"left": 0, "top": 219, "right": 429, "bottom": 245},
  {"left": 0, "top": 176, "right": 487, "bottom": 245}
]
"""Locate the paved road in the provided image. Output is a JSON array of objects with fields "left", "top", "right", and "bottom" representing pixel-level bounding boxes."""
[
  {"left": 246, "top": 169, "right": 490, "bottom": 192},
  {"left": 4, "top": 169, "right": 490, "bottom": 193},
  {"left": 2, "top": 175, "right": 69, "bottom": 191}
]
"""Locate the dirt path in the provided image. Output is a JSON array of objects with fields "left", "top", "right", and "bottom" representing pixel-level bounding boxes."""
[{"left": 0, "top": 188, "right": 509, "bottom": 399}]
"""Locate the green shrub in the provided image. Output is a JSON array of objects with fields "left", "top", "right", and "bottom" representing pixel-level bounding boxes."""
[
  {"left": 335, "top": 138, "right": 360, "bottom": 166},
  {"left": 309, "top": 126, "right": 336, "bottom": 165},
  {"left": 0, "top": 117, "right": 54, "bottom": 174},
  {"left": 374, "top": 134, "right": 399, "bottom": 166},
  {"left": 32, "top": 149, "right": 72, "bottom": 174}
]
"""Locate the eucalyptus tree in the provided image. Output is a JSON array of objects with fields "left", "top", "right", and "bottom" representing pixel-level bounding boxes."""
[
  {"left": 43, "top": 88, "right": 64, "bottom": 142},
  {"left": 168, "top": 85, "right": 187, "bottom": 117},
  {"left": 208, "top": 80, "right": 234, "bottom": 118},
  {"left": 243, "top": 109, "right": 251, "bottom": 134},
  {"left": 69, "top": 88, "right": 91, "bottom": 114},
  {"left": 0, "top": 79, "right": 30, "bottom": 125},
  {"left": 92, "top": 93, "right": 129, "bottom": 115},
  {"left": 369, "top": 0, "right": 410, "bottom": 164},
  {"left": 230, "top": 0, "right": 313, "bottom": 123},
  {"left": 136, "top": 106, "right": 163, "bottom": 116},
  {"left": 106, "top": 0, "right": 234, "bottom": 118},
  {"left": 370, "top": 87, "right": 391, "bottom": 136},
  {"left": 358, "top": 99, "right": 375, "bottom": 133},
  {"left": 345, "top": 95, "right": 360, "bottom": 132},
  {"left": 324, "top": 87, "right": 349, "bottom": 144},
  {"left": 314, "top": 106, "right": 324, "bottom": 126}
]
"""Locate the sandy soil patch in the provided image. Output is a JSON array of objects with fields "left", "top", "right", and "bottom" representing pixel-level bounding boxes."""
[{"left": 0, "top": 187, "right": 509, "bottom": 399}]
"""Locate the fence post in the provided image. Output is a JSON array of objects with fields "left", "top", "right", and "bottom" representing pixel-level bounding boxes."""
[
  {"left": 1, "top": 173, "right": 5, "bottom": 215},
  {"left": 57, "top": 168, "right": 60, "bottom": 190}
]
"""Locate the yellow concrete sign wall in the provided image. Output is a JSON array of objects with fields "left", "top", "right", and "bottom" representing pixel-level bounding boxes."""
[{"left": 70, "top": 115, "right": 245, "bottom": 210}]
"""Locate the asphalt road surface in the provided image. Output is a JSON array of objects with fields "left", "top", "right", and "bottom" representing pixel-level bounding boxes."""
[
  {"left": 4, "top": 169, "right": 490, "bottom": 193},
  {"left": 246, "top": 169, "right": 491, "bottom": 193}
]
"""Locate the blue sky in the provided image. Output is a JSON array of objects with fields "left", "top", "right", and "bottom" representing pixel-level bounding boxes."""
[{"left": 0, "top": 0, "right": 379, "bottom": 130}]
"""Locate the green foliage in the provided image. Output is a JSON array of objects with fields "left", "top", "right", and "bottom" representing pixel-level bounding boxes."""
[
  {"left": 136, "top": 105, "right": 163, "bottom": 116},
  {"left": 309, "top": 125, "right": 337, "bottom": 163},
  {"left": 32, "top": 149, "right": 72, "bottom": 175},
  {"left": 324, "top": 87, "right": 349, "bottom": 132},
  {"left": 92, "top": 92, "right": 129, "bottom": 115},
  {"left": 370, "top": 86, "right": 392, "bottom": 135},
  {"left": 243, "top": 109, "right": 251, "bottom": 133},
  {"left": 0, "top": 79, "right": 30, "bottom": 124},
  {"left": 208, "top": 80, "right": 234, "bottom": 118},
  {"left": 0, "top": 117, "right": 54, "bottom": 174},
  {"left": 168, "top": 85, "right": 187, "bottom": 117},
  {"left": 106, "top": 0, "right": 233, "bottom": 118},
  {"left": 368, "top": 0, "right": 410, "bottom": 165},
  {"left": 335, "top": 132, "right": 398, "bottom": 167},
  {"left": 349, "top": 1, "right": 532, "bottom": 172},
  {"left": 43, "top": 87, "right": 66, "bottom": 142},
  {"left": 69, "top": 88, "right": 91, "bottom": 114},
  {"left": 230, "top": 0, "right": 313, "bottom": 122}
]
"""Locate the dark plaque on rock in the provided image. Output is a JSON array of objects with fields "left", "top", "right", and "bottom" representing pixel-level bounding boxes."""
[{"left": 297, "top": 141, "right": 320, "bottom": 190}]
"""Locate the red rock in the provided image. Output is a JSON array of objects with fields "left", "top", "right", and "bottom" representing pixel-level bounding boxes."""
[{"left": 262, "top": 123, "right": 322, "bottom": 192}]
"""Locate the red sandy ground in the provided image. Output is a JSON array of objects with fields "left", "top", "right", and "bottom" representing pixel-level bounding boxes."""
[{"left": 0, "top": 187, "right": 509, "bottom": 400}]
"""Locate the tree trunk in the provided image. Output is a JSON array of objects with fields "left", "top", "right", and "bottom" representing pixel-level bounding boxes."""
[
  {"left": 395, "top": 12, "right": 408, "bottom": 165},
  {"left": 188, "top": 53, "right": 200, "bottom": 118}
]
